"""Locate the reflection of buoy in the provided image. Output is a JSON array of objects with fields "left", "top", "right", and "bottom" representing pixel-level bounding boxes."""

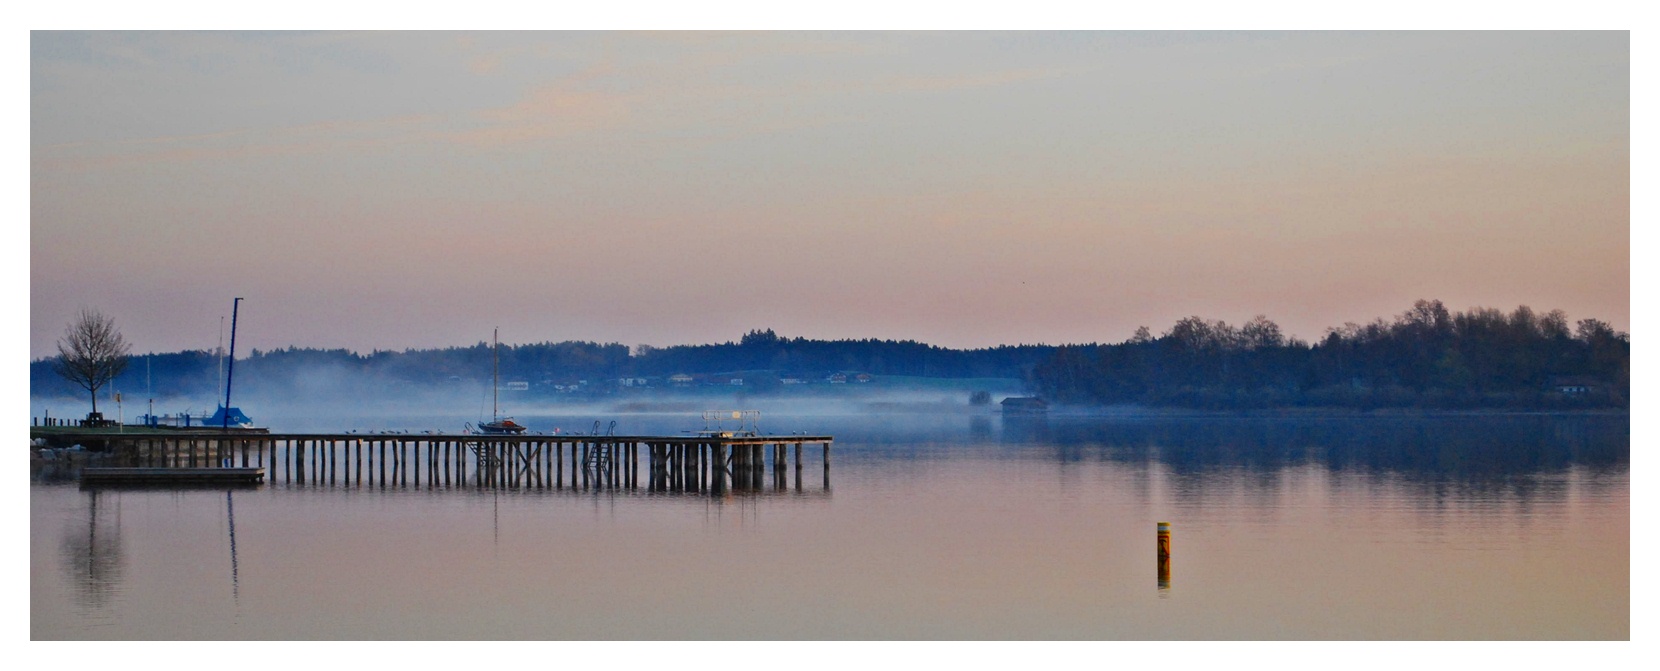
[{"left": 1157, "top": 522, "right": 1171, "bottom": 591}]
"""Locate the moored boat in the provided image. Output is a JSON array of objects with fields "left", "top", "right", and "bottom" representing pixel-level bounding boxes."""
[{"left": 472, "top": 328, "right": 527, "bottom": 435}]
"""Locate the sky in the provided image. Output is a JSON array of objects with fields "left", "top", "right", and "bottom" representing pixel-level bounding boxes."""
[{"left": 27, "top": 30, "right": 1630, "bottom": 358}]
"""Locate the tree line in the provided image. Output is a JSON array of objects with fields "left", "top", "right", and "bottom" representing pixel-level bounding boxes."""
[
  {"left": 1029, "top": 300, "right": 1629, "bottom": 409},
  {"left": 32, "top": 300, "right": 1629, "bottom": 410},
  {"left": 29, "top": 329, "right": 1058, "bottom": 401}
]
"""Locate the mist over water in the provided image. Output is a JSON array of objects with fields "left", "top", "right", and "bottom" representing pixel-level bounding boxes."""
[{"left": 29, "top": 367, "right": 1026, "bottom": 435}]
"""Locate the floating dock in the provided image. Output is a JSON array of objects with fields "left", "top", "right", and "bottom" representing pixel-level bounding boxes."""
[{"left": 81, "top": 467, "right": 266, "bottom": 485}]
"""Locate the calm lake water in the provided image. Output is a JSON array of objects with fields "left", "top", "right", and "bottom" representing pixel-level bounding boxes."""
[{"left": 30, "top": 412, "right": 1628, "bottom": 640}]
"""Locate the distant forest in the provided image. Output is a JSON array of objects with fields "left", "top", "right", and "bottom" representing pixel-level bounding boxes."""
[
  {"left": 30, "top": 300, "right": 1628, "bottom": 410},
  {"left": 1030, "top": 300, "right": 1628, "bottom": 409}
]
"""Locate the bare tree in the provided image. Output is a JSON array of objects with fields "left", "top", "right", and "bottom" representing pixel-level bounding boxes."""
[{"left": 54, "top": 308, "right": 131, "bottom": 417}]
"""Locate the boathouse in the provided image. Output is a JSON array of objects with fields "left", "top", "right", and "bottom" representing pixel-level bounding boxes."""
[{"left": 1000, "top": 397, "right": 1048, "bottom": 415}]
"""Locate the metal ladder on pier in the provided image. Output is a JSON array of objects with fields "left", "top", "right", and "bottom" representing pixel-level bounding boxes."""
[
  {"left": 585, "top": 443, "right": 611, "bottom": 472},
  {"left": 468, "top": 441, "right": 499, "bottom": 469},
  {"left": 583, "top": 421, "right": 617, "bottom": 474}
]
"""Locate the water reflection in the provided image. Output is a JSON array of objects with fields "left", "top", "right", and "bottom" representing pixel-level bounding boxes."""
[
  {"left": 1000, "top": 415, "right": 1052, "bottom": 445},
  {"left": 985, "top": 414, "right": 1628, "bottom": 502},
  {"left": 32, "top": 413, "right": 1627, "bottom": 640},
  {"left": 59, "top": 490, "right": 125, "bottom": 611},
  {"left": 226, "top": 491, "right": 241, "bottom": 605}
]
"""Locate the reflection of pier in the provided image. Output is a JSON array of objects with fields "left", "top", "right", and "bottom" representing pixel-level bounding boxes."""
[{"left": 46, "top": 431, "right": 834, "bottom": 495}]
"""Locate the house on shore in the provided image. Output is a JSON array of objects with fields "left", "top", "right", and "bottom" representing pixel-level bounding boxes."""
[
  {"left": 1549, "top": 375, "right": 1601, "bottom": 395},
  {"left": 1000, "top": 397, "right": 1048, "bottom": 415}
]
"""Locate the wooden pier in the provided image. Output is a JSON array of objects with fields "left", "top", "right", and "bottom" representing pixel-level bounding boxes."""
[{"left": 35, "top": 430, "right": 833, "bottom": 495}]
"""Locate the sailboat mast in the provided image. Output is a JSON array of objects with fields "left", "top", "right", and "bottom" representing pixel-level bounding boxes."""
[
  {"left": 492, "top": 327, "right": 500, "bottom": 420},
  {"left": 216, "top": 316, "right": 225, "bottom": 403},
  {"left": 222, "top": 298, "right": 242, "bottom": 430}
]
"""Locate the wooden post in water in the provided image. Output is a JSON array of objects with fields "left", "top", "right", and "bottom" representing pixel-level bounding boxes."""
[
  {"left": 655, "top": 443, "right": 666, "bottom": 491},
  {"left": 681, "top": 444, "right": 692, "bottom": 491},
  {"left": 710, "top": 444, "right": 725, "bottom": 494},
  {"left": 1158, "top": 522, "right": 1172, "bottom": 591},
  {"left": 670, "top": 444, "right": 680, "bottom": 491},
  {"left": 775, "top": 444, "right": 786, "bottom": 490},
  {"left": 673, "top": 441, "right": 687, "bottom": 491},
  {"left": 654, "top": 444, "right": 666, "bottom": 491},
  {"left": 735, "top": 443, "right": 748, "bottom": 491},
  {"left": 733, "top": 444, "right": 744, "bottom": 490},
  {"left": 684, "top": 444, "right": 694, "bottom": 491}
]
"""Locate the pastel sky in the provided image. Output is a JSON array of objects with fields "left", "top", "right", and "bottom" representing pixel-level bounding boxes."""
[{"left": 29, "top": 31, "right": 1629, "bottom": 358}]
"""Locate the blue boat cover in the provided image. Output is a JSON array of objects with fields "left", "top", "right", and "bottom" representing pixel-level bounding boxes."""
[{"left": 204, "top": 405, "right": 253, "bottom": 427}]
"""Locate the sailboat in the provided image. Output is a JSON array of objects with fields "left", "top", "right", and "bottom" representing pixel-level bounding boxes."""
[{"left": 475, "top": 328, "right": 527, "bottom": 435}]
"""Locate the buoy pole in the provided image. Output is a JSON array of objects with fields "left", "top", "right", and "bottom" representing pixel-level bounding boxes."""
[{"left": 1157, "top": 521, "right": 1172, "bottom": 592}]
